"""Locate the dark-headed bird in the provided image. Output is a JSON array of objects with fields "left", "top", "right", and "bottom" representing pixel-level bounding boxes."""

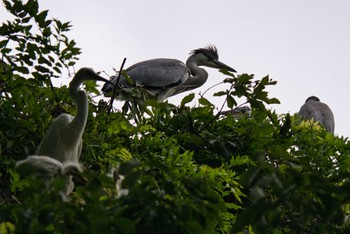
[
  {"left": 298, "top": 96, "right": 335, "bottom": 133},
  {"left": 102, "top": 45, "right": 236, "bottom": 102}
]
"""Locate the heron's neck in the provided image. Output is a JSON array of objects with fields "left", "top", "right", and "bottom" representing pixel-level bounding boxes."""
[{"left": 185, "top": 56, "right": 208, "bottom": 88}]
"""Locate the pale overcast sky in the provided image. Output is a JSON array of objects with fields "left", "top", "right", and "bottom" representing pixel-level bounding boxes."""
[{"left": 2, "top": 1, "right": 350, "bottom": 137}]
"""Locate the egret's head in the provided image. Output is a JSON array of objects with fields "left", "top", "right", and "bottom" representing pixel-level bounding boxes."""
[
  {"left": 69, "top": 68, "right": 112, "bottom": 96},
  {"left": 73, "top": 68, "right": 111, "bottom": 83}
]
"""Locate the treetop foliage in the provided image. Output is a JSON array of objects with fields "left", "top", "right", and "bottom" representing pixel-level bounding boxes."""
[{"left": 1, "top": 1, "right": 350, "bottom": 233}]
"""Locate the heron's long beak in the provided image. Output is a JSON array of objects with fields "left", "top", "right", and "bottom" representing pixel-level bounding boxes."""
[{"left": 214, "top": 60, "right": 236, "bottom": 73}]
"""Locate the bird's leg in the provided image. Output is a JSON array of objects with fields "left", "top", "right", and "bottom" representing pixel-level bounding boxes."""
[
  {"left": 121, "top": 101, "right": 131, "bottom": 116},
  {"left": 131, "top": 100, "right": 141, "bottom": 124}
]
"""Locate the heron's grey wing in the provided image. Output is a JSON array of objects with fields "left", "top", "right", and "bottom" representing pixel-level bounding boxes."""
[
  {"left": 322, "top": 112, "right": 335, "bottom": 133},
  {"left": 298, "top": 102, "right": 316, "bottom": 120},
  {"left": 316, "top": 102, "right": 335, "bottom": 133},
  {"left": 125, "top": 58, "right": 190, "bottom": 88},
  {"left": 298, "top": 102, "right": 335, "bottom": 133}
]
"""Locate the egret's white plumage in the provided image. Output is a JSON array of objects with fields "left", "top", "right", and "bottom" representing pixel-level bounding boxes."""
[
  {"left": 36, "top": 68, "right": 110, "bottom": 163},
  {"left": 16, "top": 155, "right": 66, "bottom": 177},
  {"left": 16, "top": 68, "right": 111, "bottom": 194},
  {"left": 102, "top": 45, "right": 236, "bottom": 102}
]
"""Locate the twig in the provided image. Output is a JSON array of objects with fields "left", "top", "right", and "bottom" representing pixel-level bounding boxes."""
[
  {"left": 11, "top": 195, "right": 22, "bottom": 205},
  {"left": 108, "top": 58, "right": 127, "bottom": 114},
  {"left": 197, "top": 83, "right": 235, "bottom": 134},
  {"left": 200, "top": 81, "right": 224, "bottom": 98}
]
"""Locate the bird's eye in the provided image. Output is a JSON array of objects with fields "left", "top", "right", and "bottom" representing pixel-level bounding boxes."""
[{"left": 207, "top": 54, "right": 215, "bottom": 61}]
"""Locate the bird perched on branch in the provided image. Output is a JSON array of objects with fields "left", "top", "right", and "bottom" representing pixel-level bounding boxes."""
[
  {"left": 298, "top": 96, "right": 335, "bottom": 133},
  {"left": 16, "top": 68, "right": 111, "bottom": 195},
  {"left": 102, "top": 45, "right": 236, "bottom": 102}
]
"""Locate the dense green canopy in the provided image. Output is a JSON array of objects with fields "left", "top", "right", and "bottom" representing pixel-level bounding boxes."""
[{"left": 1, "top": 1, "right": 350, "bottom": 233}]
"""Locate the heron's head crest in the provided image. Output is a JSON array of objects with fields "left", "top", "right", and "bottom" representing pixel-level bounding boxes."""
[
  {"left": 305, "top": 96, "right": 320, "bottom": 103},
  {"left": 190, "top": 44, "right": 219, "bottom": 61}
]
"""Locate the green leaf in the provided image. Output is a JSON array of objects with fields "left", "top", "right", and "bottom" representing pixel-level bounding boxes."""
[
  {"left": 21, "top": 16, "right": 31, "bottom": 24},
  {"left": 35, "top": 10, "right": 49, "bottom": 27},
  {"left": 25, "top": 0, "right": 39, "bottom": 17},
  {"left": 38, "top": 56, "right": 52, "bottom": 66},
  {"left": 0, "top": 39, "right": 8, "bottom": 48},
  {"left": 213, "top": 91, "right": 227, "bottom": 97},
  {"left": 35, "top": 65, "right": 50, "bottom": 73},
  {"left": 226, "top": 95, "right": 237, "bottom": 108},
  {"left": 3, "top": 0, "right": 12, "bottom": 11},
  {"left": 266, "top": 97, "right": 280, "bottom": 104},
  {"left": 43, "top": 27, "right": 52, "bottom": 37},
  {"left": 238, "top": 73, "right": 253, "bottom": 84},
  {"left": 198, "top": 97, "right": 214, "bottom": 107},
  {"left": 181, "top": 93, "right": 195, "bottom": 107},
  {"left": 260, "top": 75, "right": 269, "bottom": 85},
  {"left": 13, "top": 66, "right": 29, "bottom": 74},
  {"left": 0, "top": 222, "right": 15, "bottom": 234},
  {"left": 1, "top": 48, "right": 11, "bottom": 54}
]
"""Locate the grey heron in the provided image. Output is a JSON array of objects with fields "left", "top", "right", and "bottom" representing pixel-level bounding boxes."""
[
  {"left": 102, "top": 45, "right": 236, "bottom": 102},
  {"left": 16, "top": 68, "right": 111, "bottom": 194},
  {"left": 298, "top": 96, "right": 335, "bottom": 133}
]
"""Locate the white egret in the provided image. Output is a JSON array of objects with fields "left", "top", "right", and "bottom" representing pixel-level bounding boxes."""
[{"left": 16, "top": 68, "right": 111, "bottom": 194}]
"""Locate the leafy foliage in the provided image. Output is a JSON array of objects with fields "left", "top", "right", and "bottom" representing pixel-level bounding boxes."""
[
  {"left": 0, "top": 0, "right": 81, "bottom": 160},
  {"left": 2, "top": 1, "right": 350, "bottom": 233}
]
